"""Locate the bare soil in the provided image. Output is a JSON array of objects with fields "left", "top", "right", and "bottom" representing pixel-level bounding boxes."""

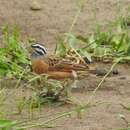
[
  {"left": 0, "top": 0, "right": 130, "bottom": 130},
  {"left": 0, "top": 0, "right": 130, "bottom": 46}
]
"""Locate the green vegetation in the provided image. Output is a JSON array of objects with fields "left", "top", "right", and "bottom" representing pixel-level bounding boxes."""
[
  {"left": 0, "top": 24, "right": 30, "bottom": 77},
  {"left": 55, "top": 17, "right": 130, "bottom": 64},
  {"left": 0, "top": 119, "right": 17, "bottom": 130}
]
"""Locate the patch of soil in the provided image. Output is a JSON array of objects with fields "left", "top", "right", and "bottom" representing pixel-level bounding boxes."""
[{"left": 0, "top": 0, "right": 130, "bottom": 46}]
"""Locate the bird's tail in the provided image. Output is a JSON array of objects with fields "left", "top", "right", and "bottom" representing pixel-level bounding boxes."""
[{"left": 47, "top": 71, "right": 74, "bottom": 79}]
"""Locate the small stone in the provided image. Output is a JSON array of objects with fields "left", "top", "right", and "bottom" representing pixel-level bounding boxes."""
[
  {"left": 95, "top": 68, "right": 107, "bottom": 76},
  {"left": 112, "top": 69, "right": 119, "bottom": 75},
  {"left": 119, "top": 76, "right": 126, "bottom": 80},
  {"left": 30, "top": 1, "right": 42, "bottom": 11}
]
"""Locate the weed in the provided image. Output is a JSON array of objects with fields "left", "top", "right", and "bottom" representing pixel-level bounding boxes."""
[
  {"left": 55, "top": 17, "right": 130, "bottom": 63},
  {"left": 0, "top": 24, "right": 30, "bottom": 78},
  {"left": 0, "top": 89, "right": 7, "bottom": 118},
  {"left": 0, "top": 119, "right": 17, "bottom": 130},
  {"left": 27, "top": 74, "right": 72, "bottom": 107}
]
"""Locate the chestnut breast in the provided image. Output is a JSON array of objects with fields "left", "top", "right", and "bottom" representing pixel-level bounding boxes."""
[{"left": 32, "top": 58, "right": 49, "bottom": 74}]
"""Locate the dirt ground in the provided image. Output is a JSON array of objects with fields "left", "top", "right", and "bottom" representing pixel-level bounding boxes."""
[
  {"left": 1, "top": 0, "right": 130, "bottom": 130},
  {"left": 0, "top": 0, "right": 130, "bottom": 47}
]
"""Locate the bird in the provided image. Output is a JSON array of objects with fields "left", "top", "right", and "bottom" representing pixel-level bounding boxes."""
[
  {"left": 30, "top": 43, "right": 90, "bottom": 104},
  {"left": 30, "top": 43, "right": 88, "bottom": 80}
]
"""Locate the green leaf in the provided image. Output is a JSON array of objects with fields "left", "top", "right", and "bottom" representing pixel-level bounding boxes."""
[
  {"left": 76, "top": 35, "right": 88, "bottom": 43},
  {"left": 55, "top": 37, "right": 66, "bottom": 57},
  {"left": 0, "top": 119, "right": 16, "bottom": 128},
  {"left": 78, "top": 49, "right": 92, "bottom": 62},
  {"left": 116, "top": 33, "right": 129, "bottom": 53},
  {"left": 94, "top": 47, "right": 103, "bottom": 57},
  {"left": 127, "top": 42, "right": 130, "bottom": 56},
  {"left": 65, "top": 33, "right": 79, "bottom": 49},
  {"left": 87, "top": 35, "right": 97, "bottom": 49},
  {"left": 12, "top": 24, "right": 19, "bottom": 42},
  {"left": 2, "top": 24, "right": 9, "bottom": 44}
]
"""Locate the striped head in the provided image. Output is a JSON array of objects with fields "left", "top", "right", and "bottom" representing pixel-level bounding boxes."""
[{"left": 31, "top": 43, "right": 47, "bottom": 58}]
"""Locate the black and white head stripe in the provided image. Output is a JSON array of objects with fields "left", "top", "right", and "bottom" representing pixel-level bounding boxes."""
[{"left": 31, "top": 43, "right": 47, "bottom": 55}]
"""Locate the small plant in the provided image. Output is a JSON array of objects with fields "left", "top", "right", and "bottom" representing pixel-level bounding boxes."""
[
  {"left": 0, "top": 119, "right": 17, "bottom": 130},
  {"left": 0, "top": 89, "right": 7, "bottom": 118},
  {"left": 0, "top": 24, "right": 30, "bottom": 78},
  {"left": 27, "top": 74, "right": 71, "bottom": 107},
  {"left": 55, "top": 17, "right": 130, "bottom": 63}
]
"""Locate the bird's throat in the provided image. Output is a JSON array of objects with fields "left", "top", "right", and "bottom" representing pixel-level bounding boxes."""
[{"left": 31, "top": 51, "right": 44, "bottom": 59}]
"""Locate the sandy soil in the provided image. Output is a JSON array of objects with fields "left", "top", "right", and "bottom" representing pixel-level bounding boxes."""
[
  {"left": 0, "top": 0, "right": 130, "bottom": 45},
  {"left": 0, "top": 0, "right": 130, "bottom": 130}
]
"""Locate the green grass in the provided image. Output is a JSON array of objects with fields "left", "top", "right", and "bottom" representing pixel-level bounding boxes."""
[
  {"left": 0, "top": 119, "right": 17, "bottom": 130},
  {"left": 0, "top": 24, "right": 31, "bottom": 78},
  {"left": 55, "top": 16, "right": 130, "bottom": 63}
]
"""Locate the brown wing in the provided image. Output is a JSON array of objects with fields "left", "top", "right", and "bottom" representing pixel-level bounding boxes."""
[
  {"left": 32, "top": 55, "right": 88, "bottom": 75},
  {"left": 47, "top": 56, "right": 88, "bottom": 72}
]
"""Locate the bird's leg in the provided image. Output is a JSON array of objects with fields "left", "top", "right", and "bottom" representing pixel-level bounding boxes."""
[
  {"left": 64, "top": 70, "right": 83, "bottom": 105},
  {"left": 71, "top": 70, "right": 79, "bottom": 89},
  {"left": 63, "top": 70, "right": 78, "bottom": 98}
]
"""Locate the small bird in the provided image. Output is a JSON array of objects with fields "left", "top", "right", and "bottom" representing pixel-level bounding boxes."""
[
  {"left": 30, "top": 43, "right": 89, "bottom": 103},
  {"left": 31, "top": 43, "right": 88, "bottom": 79}
]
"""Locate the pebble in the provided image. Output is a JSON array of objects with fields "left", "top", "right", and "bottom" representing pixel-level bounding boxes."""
[
  {"left": 119, "top": 76, "right": 126, "bottom": 80},
  {"left": 112, "top": 69, "right": 119, "bottom": 75},
  {"left": 95, "top": 68, "right": 107, "bottom": 76},
  {"left": 91, "top": 67, "right": 119, "bottom": 76},
  {"left": 30, "top": 1, "right": 42, "bottom": 11}
]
